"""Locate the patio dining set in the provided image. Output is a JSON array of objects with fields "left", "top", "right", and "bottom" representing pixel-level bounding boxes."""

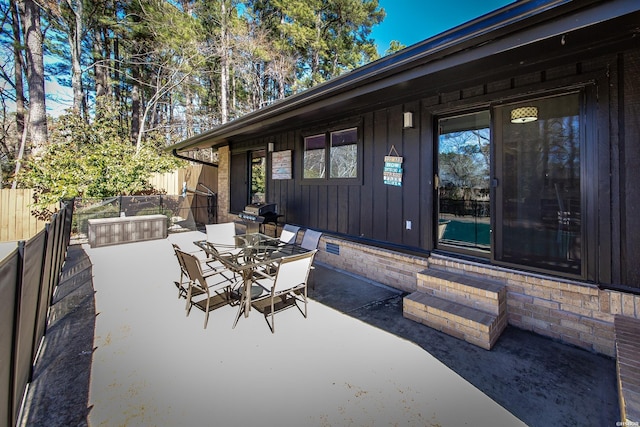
[{"left": 172, "top": 223, "right": 322, "bottom": 333}]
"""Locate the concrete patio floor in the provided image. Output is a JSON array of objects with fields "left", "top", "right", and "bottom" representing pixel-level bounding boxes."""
[{"left": 19, "top": 231, "right": 618, "bottom": 426}]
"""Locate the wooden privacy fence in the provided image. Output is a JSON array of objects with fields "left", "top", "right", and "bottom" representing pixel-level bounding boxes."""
[
  {"left": 148, "top": 164, "right": 217, "bottom": 195},
  {"left": 0, "top": 201, "right": 72, "bottom": 427},
  {"left": 0, "top": 164, "right": 216, "bottom": 242},
  {"left": 0, "top": 189, "right": 52, "bottom": 242}
]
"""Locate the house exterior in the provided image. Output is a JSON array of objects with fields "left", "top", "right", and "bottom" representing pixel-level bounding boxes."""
[{"left": 170, "top": 0, "right": 640, "bottom": 356}]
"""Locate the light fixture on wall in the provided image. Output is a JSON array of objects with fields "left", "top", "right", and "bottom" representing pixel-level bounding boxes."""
[
  {"left": 403, "top": 111, "right": 414, "bottom": 128},
  {"left": 268, "top": 142, "right": 274, "bottom": 152},
  {"left": 510, "top": 106, "right": 538, "bottom": 123}
]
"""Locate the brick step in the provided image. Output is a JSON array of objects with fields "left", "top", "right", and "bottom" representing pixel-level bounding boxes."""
[
  {"left": 403, "top": 292, "right": 506, "bottom": 350},
  {"left": 615, "top": 315, "right": 640, "bottom": 424},
  {"left": 417, "top": 268, "right": 506, "bottom": 316}
]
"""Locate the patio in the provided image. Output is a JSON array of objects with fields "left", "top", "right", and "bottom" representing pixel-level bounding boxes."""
[{"left": 19, "top": 231, "right": 618, "bottom": 426}]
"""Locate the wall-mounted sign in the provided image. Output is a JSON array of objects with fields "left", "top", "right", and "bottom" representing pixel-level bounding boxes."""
[
  {"left": 383, "top": 146, "right": 403, "bottom": 186},
  {"left": 272, "top": 150, "right": 292, "bottom": 180}
]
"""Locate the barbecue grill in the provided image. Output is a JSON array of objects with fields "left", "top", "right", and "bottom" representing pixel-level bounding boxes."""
[{"left": 238, "top": 203, "right": 280, "bottom": 233}]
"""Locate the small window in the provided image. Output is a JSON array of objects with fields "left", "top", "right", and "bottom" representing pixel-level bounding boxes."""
[
  {"left": 303, "top": 127, "right": 359, "bottom": 181},
  {"left": 330, "top": 128, "right": 358, "bottom": 178}
]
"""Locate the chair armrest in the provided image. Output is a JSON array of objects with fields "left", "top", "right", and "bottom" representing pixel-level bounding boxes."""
[{"left": 252, "top": 268, "right": 276, "bottom": 281}]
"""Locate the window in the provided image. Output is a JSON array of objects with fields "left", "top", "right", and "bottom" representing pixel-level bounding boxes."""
[
  {"left": 303, "top": 134, "right": 326, "bottom": 179},
  {"left": 303, "top": 127, "right": 359, "bottom": 180},
  {"left": 330, "top": 128, "right": 358, "bottom": 178}
]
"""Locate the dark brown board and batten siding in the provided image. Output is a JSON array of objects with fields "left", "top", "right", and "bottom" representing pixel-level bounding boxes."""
[{"left": 232, "top": 46, "right": 640, "bottom": 289}]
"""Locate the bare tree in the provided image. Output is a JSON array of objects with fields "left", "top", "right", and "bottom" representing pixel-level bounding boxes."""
[
  {"left": 9, "top": 0, "right": 25, "bottom": 137},
  {"left": 219, "top": 0, "right": 229, "bottom": 124},
  {"left": 62, "top": 0, "right": 86, "bottom": 115},
  {"left": 16, "top": 0, "right": 47, "bottom": 156}
]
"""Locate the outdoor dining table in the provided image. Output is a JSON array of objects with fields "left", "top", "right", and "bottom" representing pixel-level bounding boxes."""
[{"left": 193, "top": 232, "right": 309, "bottom": 327}]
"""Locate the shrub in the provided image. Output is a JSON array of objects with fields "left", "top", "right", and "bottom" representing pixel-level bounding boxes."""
[
  {"left": 73, "top": 203, "right": 120, "bottom": 235},
  {"left": 135, "top": 206, "right": 173, "bottom": 228}
]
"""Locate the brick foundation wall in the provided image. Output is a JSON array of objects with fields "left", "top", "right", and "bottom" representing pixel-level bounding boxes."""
[
  {"left": 309, "top": 234, "right": 638, "bottom": 358},
  {"left": 428, "top": 255, "right": 620, "bottom": 357},
  {"left": 313, "top": 235, "right": 428, "bottom": 293}
]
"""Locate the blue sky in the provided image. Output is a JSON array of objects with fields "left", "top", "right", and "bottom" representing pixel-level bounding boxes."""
[{"left": 371, "top": 0, "right": 515, "bottom": 55}]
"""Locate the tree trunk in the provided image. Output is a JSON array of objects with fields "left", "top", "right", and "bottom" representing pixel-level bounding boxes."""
[
  {"left": 65, "top": 0, "right": 85, "bottom": 115},
  {"left": 10, "top": 0, "right": 25, "bottom": 138},
  {"left": 11, "top": 111, "right": 29, "bottom": 189},
  {"left": 220, "top": 1, "right": 229, "bottom": 124},
  {"left": 113, "top": 32, "right": 121, "bottom": 106},
  {"left": 17, "top": 0, "right": 47, "bottom": 156},
  {"left": 93, "top": 26, "right": 110, "bottom": 102},
  {"left": 185, "top": 83, "right": 193, "bottom": 138},
  {"left": 130, "top": 68, "right": 141, "bottom": 145}
]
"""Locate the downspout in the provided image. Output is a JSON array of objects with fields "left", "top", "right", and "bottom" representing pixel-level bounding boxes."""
[{"left": 171, "top": 149, "right": 219, "bottom": 168}]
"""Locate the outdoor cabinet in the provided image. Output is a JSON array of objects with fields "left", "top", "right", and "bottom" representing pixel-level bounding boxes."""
[{"left": 88, "top": 214, "right": 167, "bottom": 248}]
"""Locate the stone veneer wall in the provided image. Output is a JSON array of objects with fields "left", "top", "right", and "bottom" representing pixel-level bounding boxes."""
[
  {"left": 216, "top": 146, "right": 232, "bottom": 223},
  {"left": 314, "top": 234, "right": 428, "bottom": 293},
  {"left": 427, "top": 255, "right": 621, "bottom": 357},
  {"left": 310, "top": 234, "right": 638, "bottom": 358}
]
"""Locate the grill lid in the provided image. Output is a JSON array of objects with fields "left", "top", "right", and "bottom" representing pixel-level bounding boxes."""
[{"left": 243, "top": 203, "right": 277, "bottom": 216}]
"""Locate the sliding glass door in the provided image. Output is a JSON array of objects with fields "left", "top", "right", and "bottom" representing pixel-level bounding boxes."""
[
  {"left": 435, "top": 92, "right": 583, "bottom": 276},
  {"left": 437, "top": 111, "right": 491, "bottom": 254},
  {"left": 494, "top": 93, "right": 582, "bottom": 274}
]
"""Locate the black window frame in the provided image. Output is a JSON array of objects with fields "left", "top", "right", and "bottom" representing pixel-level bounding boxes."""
[
  {"left": 301, "top": 124, "right": 362, "bottom": 185},
  {"left": 229, "top": 145, "right": 268, "bottom": 214}
]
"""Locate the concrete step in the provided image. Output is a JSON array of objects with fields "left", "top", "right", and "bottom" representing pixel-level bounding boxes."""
[
  {"left": 403, "top": 292, "right": 506, "bottom": 350},
  {"left": 417, "top": 268, "right": 506, "bottom": 316}
]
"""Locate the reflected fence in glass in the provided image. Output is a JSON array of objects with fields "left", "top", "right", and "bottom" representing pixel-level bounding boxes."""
[{"left": 438, "top": 198, "right": 491, "bottom": 251}]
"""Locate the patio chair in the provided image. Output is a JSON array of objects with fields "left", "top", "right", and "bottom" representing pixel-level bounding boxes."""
[
  {"left": 278, "top": 224, "right": 300, "bottom": 245},
  {"left": 300, "top": 229, "right": 322, "bottom": 289},
  {"left": 249, "top": 250, "right": 317, "bottom": 333},
  {"left": 206, "top": 222, "right": 244, "bottom": 257},
  {"left": 178, "top": 249, "right": 237, "bottom": 329},
  {"left": 172, "top": 243, "right": 219, "bottom": 300},
  {"left": 300, "top": 229, "right": 322, "bottom": 251},
  {"left": 206, "top": 222, "right": 237, "bottom": 247}
]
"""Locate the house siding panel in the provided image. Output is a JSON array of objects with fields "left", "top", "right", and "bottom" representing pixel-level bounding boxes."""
[
  {"left": 386, "top": 104, "right": 404, "bottom": 245},
  {"left": 372, "top": 109, "right": 389, "bottom": 241},
  {"left": 623, "top": 49, "right": 640, "bottom": 285},
  {"left": 231, "top": 42, "right": 639, "bottom": 290}
]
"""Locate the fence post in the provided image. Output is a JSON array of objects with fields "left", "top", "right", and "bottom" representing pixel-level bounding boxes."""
[{"left": 0, "top": 246, "right": 20, "bottom": 427}]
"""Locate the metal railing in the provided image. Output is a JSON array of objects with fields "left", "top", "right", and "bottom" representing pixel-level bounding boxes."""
[
  {"left": 0, "top": 200, "right": 73, "bottom": 427},
  {"left": 439, "top": 198, "right": 490, "bottom": 218},
  {"left": 72, "top": 193, "right": 217, "bottom": 238}
]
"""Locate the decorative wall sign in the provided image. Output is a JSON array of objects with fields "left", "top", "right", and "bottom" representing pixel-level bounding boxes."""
[
  {"left": 383, "top": 145, "right": 403, "bottom": 186},
  {"left": 271, "top": 150, "right": 292, "bottom": 180}
]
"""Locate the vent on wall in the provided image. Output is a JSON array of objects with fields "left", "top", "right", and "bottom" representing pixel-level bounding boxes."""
[{"left": 326, "top": 242, "right": 340, "bottom": 255}]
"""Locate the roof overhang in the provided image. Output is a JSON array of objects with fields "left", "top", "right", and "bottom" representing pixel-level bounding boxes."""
[{"left": 169, "top": 0, "right": 640, "bottom": 155}]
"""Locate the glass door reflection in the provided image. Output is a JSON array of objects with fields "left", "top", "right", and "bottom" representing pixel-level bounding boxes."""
[{"left": 437, "top": 111, "right": 491, "bottom": 254}]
